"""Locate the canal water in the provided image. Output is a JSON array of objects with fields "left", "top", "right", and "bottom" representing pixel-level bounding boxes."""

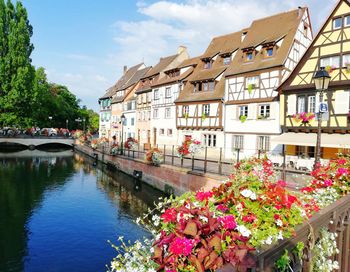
[{"left": 0, "top": 149, "right": 163, "bottom": 272}]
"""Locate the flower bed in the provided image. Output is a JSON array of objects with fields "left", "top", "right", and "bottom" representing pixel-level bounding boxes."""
[
  {"left": 177, "top": 138, "right": 202, "bottom": 159},
  {"left": 109, "top": 155, "right": 350, "bottom": 272},
  {"left": 145, "top": 148, "right": 163, "bottom": 166}
]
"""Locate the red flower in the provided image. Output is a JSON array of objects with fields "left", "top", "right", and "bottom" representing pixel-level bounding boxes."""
[
  {"left": 195, "top": 191, "right": 213, "bottom": 202},
  {"left": 242, "top": 214, "right": 257, "bottom": 223},
  {"left": 276, "top": 180, "right": 287, "bottom": 187},
  {"left": 336, "top": 168, "right": 349, "bottom": 177},
  {"left": 161, "top": 208, "right": 177, "bottom": 223},
  {"left": 300, "top": 186, "right": 314, "bottom": 193}
]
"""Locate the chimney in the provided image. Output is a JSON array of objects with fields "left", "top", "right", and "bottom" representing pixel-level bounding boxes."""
[
  {"left": 177, "top": 45, "right": 187, "bottom": 55},
  {"left": 123, "top": 65, "right": 127, "bottom": 74},
  {"left": 298, "top": 6, "right": 303, "bottom": 17}
]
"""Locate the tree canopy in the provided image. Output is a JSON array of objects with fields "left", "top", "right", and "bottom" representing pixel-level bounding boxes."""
[{"left": 0, "top": 0, "right": 98, "bottom": 130}]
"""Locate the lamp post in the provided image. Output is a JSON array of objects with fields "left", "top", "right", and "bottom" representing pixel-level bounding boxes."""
[
  {"left": 48, "top": 116, "right": 52, "bottom": 127},
  {"left": 313, "top": 67, "right": 331, "bottom": 169},
  {"left": 120, "top": 114, "right": 126, "bottom": 155},
  {"left": 66, "top": 119, "right": 69, "bottom": 129},
  {"left": 83, "top": 118, "right": 86, "bottom": 132}
]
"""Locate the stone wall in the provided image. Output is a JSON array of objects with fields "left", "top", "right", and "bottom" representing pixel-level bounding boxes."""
[{"left": 75, "top": 144, "right": 223, "bottom": 195}]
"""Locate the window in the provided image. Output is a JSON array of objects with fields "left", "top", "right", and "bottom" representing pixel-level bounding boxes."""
[
  {"left": 204, "top": 60, "right": 212, "bottom": 69},
  {"left": 223, "top": 56, "right": 231, "bottom": 65},
  {"left": 239, "top": 105, "right": 248, "bottom": 117},
  {"left": 257, "top": 136, "right": 270, "bottom": 152},
  {"left": 202, "top": 81, "right": 214, "bottom": 92},
  {"left": 308, "top": 96, "right": 316, "bottom": 113},
  {"left": 183, "top": 106, "right": 189, "bottom": 115},
  {"left": 333, "top": 17, "right": 342, "bottom": 29},
  {"left": 147, "top": 92, "right": 152, "bottom": 102},
  {"left": 232, "top": 135, "right": 244, "bottom": 150},
  {"left": 154, "top": 89, "right": 159, "bottom": 100},
  {"left": 320, "top": 56, "right": 340, "bottom": 68},
  {"left": 343, "top": 54, "right": 350, "bottom": 67},
  {"left": 245, "top": 76, "right": 259, "bottom": 88},
  {"left": 245, "top": 52, "right": 253, "bottom": 61},
  {"left": 345, "top": 15, "right": 350, "bottom": 27},
  {"left": 258, "top": 104, "right": 270, "bottom": 118},
  {"left": 160, "top": 129, "right": 164, "bottom": 135},
  {"left": 297, "top": 96, "right": 306, "bottom": 113},
  {"left": 167, "top": 129, "right": 173, "bottom": 136},
  {"left": 165, "top": 108, "right": 171, "bottom": 118},
  {"left": 165, "top": 87, "right": 171, "bottom": 98},
  {"left": 131, "top": 118, "right": 134, "bottom": 126},
  {"left": 203, "top": 134, "right": 217, "bottom": 147},
  {"left": 203, "top": 104, "right": 210, "bottom": 116},
  {"left": 124, "top": 118, "right": 127, "bottom": 126},
  {"left": 265, "top": 47, "right": 273, "bottom": 57},
  {"left": 153, "top": 109, "right": 159, "bottom": 118},
  {"left": 148, "top": 110, "right": 151, "bottom": 120}
]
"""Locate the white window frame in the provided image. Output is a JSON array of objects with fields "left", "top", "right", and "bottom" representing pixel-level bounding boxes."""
[
  {"left": 183, "top": 105, "right": 189, "bottom": 115},
  {"left": 257, "top": 136, "right": 270, "bottom": 152},
  {"left": 165, "top": 87, "right": 171, "bottom": 98},
  {"left": 245, "top": 76, "right": 259, "bottom": 88},
  {"left": 223, "top": 56, "right": 231, "bottom": 65},
  {"left": 343, "top": 54, "right": 350, "bottom": 67},
  {"left": 232, "top": 135, "right": 244, "bottom": 150},
  {"left": 333, "top": 17, "right": 342, "bottom": 29},
  {"left": 154, "top": 89, "right": 159, "bottom": 100},
  {"left": 165, "top": 108, "right": 171, "bottom": 119},
  {"left": 308, "top": 96, "right": 316, "bottom": 113},
  {"left": 203, "top": 134, "right": 217, "bottom": 147},
  {"left": 167, "top": 129, "right": 173, "bottom": 136},
  {"left": 345, "top": 15, "right": 350, "bottom": 27},
  {"left": 258, "top": 104, "right": 270, "bottom": 118},
  {"left": 153, "top": 109, "right": 159, "bottom": 119},
  {"left": 239, "top": 105, "right": 248, "bottom": 117},
  {"left": 320, "top": 56, "right": 340, "bottom": 68},
  {"left": 203, "top": 104, "right": 210, "bottom": 116},
  {"left": 297, "top": 96, "right": 306, "bottom": 113}
]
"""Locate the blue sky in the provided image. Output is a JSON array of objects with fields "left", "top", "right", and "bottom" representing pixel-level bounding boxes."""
[{"left": 22, "top": 0, "right": 338, "bottom": 111}]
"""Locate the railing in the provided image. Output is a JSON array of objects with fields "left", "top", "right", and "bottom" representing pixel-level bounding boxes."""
[
  {"left": 94, "top": 144, "right": 319, "bottom": 185},
  {"left": 218, "top": 194, "right": 350, "bottom": 271}
]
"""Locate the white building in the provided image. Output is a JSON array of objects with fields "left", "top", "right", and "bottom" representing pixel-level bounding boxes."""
[
  {"left": 224, "top": 7, "right": 313, "bottom": 159},
  {"left": 150, "top": 58, "right": 198, "bottom": 146}
]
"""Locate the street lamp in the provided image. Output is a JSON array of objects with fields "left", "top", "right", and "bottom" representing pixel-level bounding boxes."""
[
  {"left": 313, "top": 67, "right": 331, "bottom": 169},
  {"left": 66, "top": 119, "right": 69, "bottom": 129},
  {"left": 120, "top": 114, "right": 126, "bottom": 155},
  {"left": 48, "top": 116, "right": 53, "bottom": 128}
]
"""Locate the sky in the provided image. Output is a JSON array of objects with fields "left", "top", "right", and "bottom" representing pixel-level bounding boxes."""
[{"left": 21, "top": 0, "right": 338, "bottom": 111}]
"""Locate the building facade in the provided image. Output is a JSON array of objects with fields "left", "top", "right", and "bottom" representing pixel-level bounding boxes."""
[
  {"left": 224, "top": 7, "right": 312, "bottom": 159},
  {"left": 276, "top": 0, "right": 350, "bottom": 160}
]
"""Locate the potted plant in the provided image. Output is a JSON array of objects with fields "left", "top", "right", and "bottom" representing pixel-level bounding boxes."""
[
  {"left": 345, "top": 62, "right": 350, "bottom": 74},
  {"left": 247, "top": 83, "right": 255, "bottom": 94},
  {"left": 201, "top": 112, "right": 207, "bottom": 121},
  {"left": 124, "top": 137, "right": 138, "bottom": 150},
  {"left": 177, "top": 139, "right": 202, "bottom": 159},
  {"left": 145, "top": 148, "right": 163, "bottom": 166},
  {"left": 183, "top": 113, "right": 189, "bottom": 119},
  {"left": 325, "top": 65, "right": 336, "bottom": 74},
  {"left": 239, "top": 115, "right": 247, "bottom": 123}
]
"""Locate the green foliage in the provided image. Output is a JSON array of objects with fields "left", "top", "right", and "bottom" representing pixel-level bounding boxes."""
[
  {"left": 0, "top": 1, "right": 98, "bottom": 129},
  {"left": 275, "top": 250, "right": 290, "bottom": 272}
]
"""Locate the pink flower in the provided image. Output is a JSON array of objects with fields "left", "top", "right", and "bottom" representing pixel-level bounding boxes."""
[
  {"left": 323, "top": 179, "right": 333, "bottom": 187},
  {"left": 337, "top": 159, "right": 347, "bottom": 165},
  {"left": 161, "top": 208, "right": 177, "bottom": 223},
  {"left": 218, "top": 215, "right": 237, "bottom": 230},
  {"left": 169, "top": 237, "right": 196, "bottom": 256},
  {"left": 217, "top": 204, "right": 229, "bottom": 212},
  {"left": 195, "top": 191, "right": 213, "bottom": 202},
  {"left": 276, "top": 180, "right": 287, "bottom": 187},
  {"left": 337, "top": 168, "right": 349, "bottom": 177}
]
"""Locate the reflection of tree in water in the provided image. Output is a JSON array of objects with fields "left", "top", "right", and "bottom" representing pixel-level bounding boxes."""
[
  {"left": 0, "top": 155, "right": 75, "bottom": 272},
  {"left": 73, "top": 153, "right": 163, "bottom": 219}
]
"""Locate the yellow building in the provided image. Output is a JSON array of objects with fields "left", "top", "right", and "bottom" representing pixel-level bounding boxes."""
[{"left": 276, "top": 0, "right": 350, "bottom": 159}]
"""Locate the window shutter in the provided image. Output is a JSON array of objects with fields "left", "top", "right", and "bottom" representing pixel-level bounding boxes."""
[
  {"left": 269, "top": 103, "right": 275, "bottom": 118},
  {"left": 334, "top": 91, "right": 349, "bottom": 114},
  {"left": 248, "top": 104, "right": 255, "bottom": 119},
  {"left": 287, "top": 95, "right": 296, "bottom": 116}
]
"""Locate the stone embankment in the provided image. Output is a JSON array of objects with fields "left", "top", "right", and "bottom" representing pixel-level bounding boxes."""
[{"left": 74, "top": 144, "right": 224, "bottom": 195}]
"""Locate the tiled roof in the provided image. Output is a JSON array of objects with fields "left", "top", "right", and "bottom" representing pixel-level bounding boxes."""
[
  {"left": 99, "top": 63, "right": 144, "bottom": 99},
  {"left": 225, "top": 7, "right": 307, "bottom": 76},
  {"left": 201, "top": 32, "right": 242, "bottom": 59},
  {"left": 143, "top": 54, "right": 178, "bottom": 79}
]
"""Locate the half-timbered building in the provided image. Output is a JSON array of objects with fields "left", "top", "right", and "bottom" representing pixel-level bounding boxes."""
[
  {"left": 135, "top": 46, "right": 189, "bottom": 149},
  {"left": 175, "top": 32, "right": 242, "bottom": 150},
  {"left": 275, "top": 0, "right": 350, "bottom": 160},
  {"left": 224, "top": 7, "right": 312, "bottom": 158},
  {"left": 150, "top": 57, "right": 198, "bottom": 146},
  {"left": 99, "top": 63, "right": 144, "bottom": 139},
  {"left": 110, "top": 66, "right": 151, "bottom": 142}
]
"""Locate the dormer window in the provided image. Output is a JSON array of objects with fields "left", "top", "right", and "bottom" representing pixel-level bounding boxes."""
[
  {"left": 204, "top": 60, "right": 212, "bottom": 69},
  {"left": 193, "top": 81, "right": 214, "bottom": 92},
  {"left": 265, "top": 47, "right": 273, "bottom": 58},
  {"left": 333, "top": 17, "right": 342, "bottom": 29},
  {"left": 245, "top": 52, "right": 253, "bottom": 62},
  {"left": 223, "top": 56, "right": 231, "bottom": 65},
  {"left": 345, "top": 15, "right": 350, "bottom": 27}
]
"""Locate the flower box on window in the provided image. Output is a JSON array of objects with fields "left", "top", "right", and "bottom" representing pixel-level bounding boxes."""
[
  {"left": 325, "top": 65, "right": 336, "bottom": 74},
  {"left": 247, "top": 83, "right": 256, "bottom": 94},
  {"left": 292, "top": 112, "right": 315, "bottom": 124},
  {"left": 239, "top": 115, "right": 247, "bottom": 123}
]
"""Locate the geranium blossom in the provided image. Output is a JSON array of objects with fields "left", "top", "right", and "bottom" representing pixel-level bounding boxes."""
[
  {"left": 218, "top": 215, "right": 237, "bottom": 230},
  {"left": 195, "top": 191, "right": 213, "bottom": 202},
  {"left": 168, "top": 237, "right": 196, "bottom": 256},
  {"left": 161, "top": 208, "right": 177, "bottom": 223}
]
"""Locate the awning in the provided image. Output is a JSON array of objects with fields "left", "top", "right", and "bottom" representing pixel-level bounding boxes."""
[{"left": 271, "top": 133, "right": 350, "bottom": 148}]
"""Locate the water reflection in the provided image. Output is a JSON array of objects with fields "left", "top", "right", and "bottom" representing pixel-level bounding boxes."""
[{"left": 0, "top": 150, "right": 163, "bottom": 272}]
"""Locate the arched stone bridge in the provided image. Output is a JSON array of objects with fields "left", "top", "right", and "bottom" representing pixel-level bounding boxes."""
[{"left": 0, "top": 136, "right": 74, "bottom": 149}]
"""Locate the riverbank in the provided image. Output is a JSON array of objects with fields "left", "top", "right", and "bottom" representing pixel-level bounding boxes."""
[{"left": 74, "top": 144, "right": 224, "bottom": 195}]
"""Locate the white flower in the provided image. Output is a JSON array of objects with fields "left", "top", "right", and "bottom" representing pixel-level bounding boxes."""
[
  {"left": 277, "top": 231, "right": 283, "bottom": 240},
  {"left": 236, "top": 225, "right": 251, "bottom": 237},
  {"left": 275, "top": 219, "right": 283, "bottom": 227},
  {"left": 265, "top": 236, "right": 273, "bottom": 245},
  {"left": 199, "top": 215, "right": 208, "bottom": 223},
  {"left": 236, "top": 203, "right": 243, "bottom": 212},
  {"left": 240, "top": 189, "right": 256, "bottom": 200}
]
